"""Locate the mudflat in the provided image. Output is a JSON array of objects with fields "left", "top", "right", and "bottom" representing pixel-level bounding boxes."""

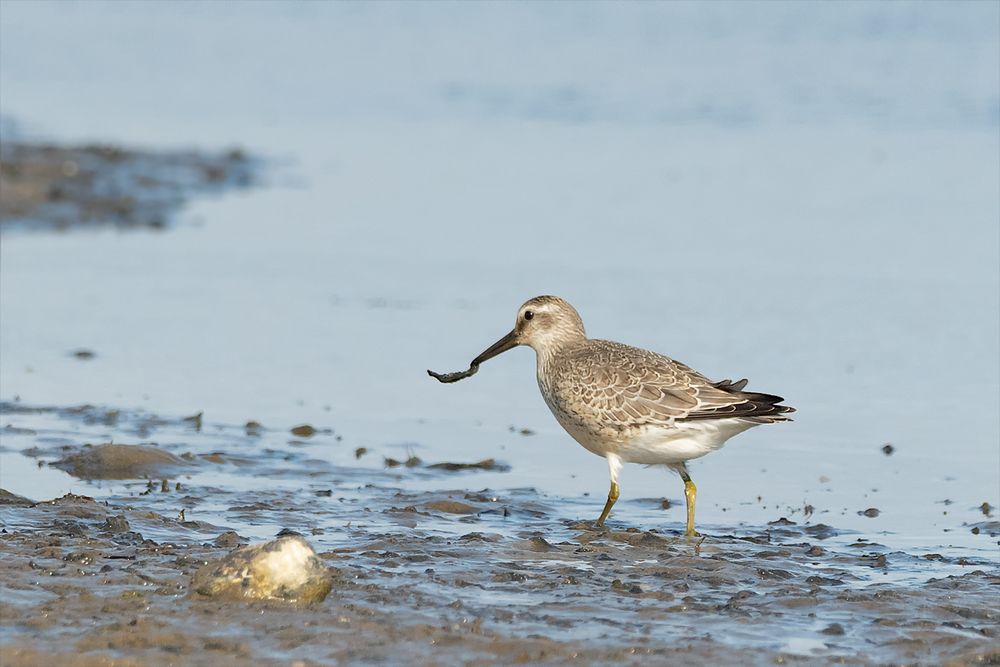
[
  {"left": 1, "top": 402, "right": 997, "bottom": 666},
  {"left": 0, "top": 142, "right": 253, "bottom": 232}
]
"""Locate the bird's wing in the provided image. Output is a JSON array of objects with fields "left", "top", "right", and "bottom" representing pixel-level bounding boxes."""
[{"left": 554, "top": 341, "right": 792, "bottom": 427}]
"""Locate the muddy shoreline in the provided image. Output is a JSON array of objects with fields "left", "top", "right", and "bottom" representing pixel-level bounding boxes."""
[
  {"left": 0, "top": 141, "right": 254, "bottom": 231},
  {"left": 1, "top": 402, "right": 998, "bottom": 665}
]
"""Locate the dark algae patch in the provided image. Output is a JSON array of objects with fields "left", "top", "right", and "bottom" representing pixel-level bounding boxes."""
[
  {"left": 0, "top": 141, "right": 255, "bottom": 232},
  {"left": 0, "top": 401, "right": 998, "bottom": 666},
  {"left": 427, "top": 458, "right": 511, "bottom": 472}
]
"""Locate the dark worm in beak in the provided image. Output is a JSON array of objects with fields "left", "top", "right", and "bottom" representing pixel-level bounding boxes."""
[
  {"left": 427, "top": 329, "right": 519, "bottom": 384},
  {"left": 427, "top": 364, "right": 479, "bottom": 383}
]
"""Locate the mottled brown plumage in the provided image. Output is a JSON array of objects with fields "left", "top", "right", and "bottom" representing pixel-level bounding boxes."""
[{"left": 542, "top": 338, "right": 793, "bottom": 429}]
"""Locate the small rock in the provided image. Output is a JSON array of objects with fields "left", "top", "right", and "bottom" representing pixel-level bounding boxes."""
[
  {"left": 213, "top": 530, "right": 244, "bottom": 548},
  {"left": 822, "top": 623, "right": 845, "bottom": 635},
  {"left": 102, "top": 514, "right": 130, "bottom": 533},
  {"left": 806, "top": 545, "right": 825, "bottom": 557},
  {"left": 860, "top": 508, "right": 880, "bottom": 518},
  {"left": 862, "top": 553, "right": 888, "bottom": 568},
  {"left": 354, "top": 447, "right": 368, "bottom": 459},
  {"left": 881, "top": 443, "right": 894, "bottom": 456},
  {"left": 966, "top": 520, "right": 999, "bottom": 536},
  {"left": 72, "top": 349, "right": 96, "bottom": 360},
  {"left": 53, "top": 443, "right": 184, "bottom": 480},
  {"left": 803, "top": 523, "right": 839, "bottom": 539},
  {"left": 190, "top": 535, "right": 332, "bottom": 604},
  {"left": 290, "top": 424, "right": 316, "bottom": 437},
  {"left": 426, "top": 500, "right": 479, "bottom": 514},
  {"left": 526, "top": 536, "right": 554, "bottom": 552},
  {"left": 459, "top": 532, "right": 500, "bottom": 542}
]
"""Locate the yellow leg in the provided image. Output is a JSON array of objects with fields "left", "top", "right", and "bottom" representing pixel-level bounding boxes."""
[
  {"left": 684, "top": 479, "right": 699, "bottom": 537},
  {"left": 596, "top": 481, "right": 619, "bottom": 526}
]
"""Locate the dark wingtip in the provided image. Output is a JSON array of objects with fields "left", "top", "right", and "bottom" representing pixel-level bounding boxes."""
[{"left": 714, "top": 378, "right": 750, "bottom": 393}]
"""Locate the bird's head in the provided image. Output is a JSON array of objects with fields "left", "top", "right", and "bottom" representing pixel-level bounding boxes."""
[{"left": 471, "top": 295, "right": 587, "bottom": 366}]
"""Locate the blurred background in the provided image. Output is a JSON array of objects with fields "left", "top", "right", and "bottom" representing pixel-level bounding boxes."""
[{"left": 1, "top": 1, "right": 997, "bottom": 553}]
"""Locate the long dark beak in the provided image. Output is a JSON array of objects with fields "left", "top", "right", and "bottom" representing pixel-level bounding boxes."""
[{"left": 471, "top": 330, "right": 519, "bottom": 366}]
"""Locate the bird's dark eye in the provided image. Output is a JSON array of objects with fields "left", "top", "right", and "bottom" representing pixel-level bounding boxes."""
[{"left": 524, "top": 310, "right": 534, "bottom": 321}]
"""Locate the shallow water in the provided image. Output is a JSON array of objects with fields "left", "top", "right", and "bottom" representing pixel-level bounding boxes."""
[
  {"left": 1, "top": 404, "right": 997, "bottom": 665},
  {"left": 1, "top": 2, "right": 998, "bottom": 664}
]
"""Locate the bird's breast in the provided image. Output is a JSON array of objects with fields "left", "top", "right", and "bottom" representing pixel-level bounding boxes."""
[{"left": 536, "top": 371, "right": 634, "bottom": 455}]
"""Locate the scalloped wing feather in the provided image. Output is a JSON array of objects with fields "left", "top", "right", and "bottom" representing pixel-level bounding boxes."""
[{"left": 548, "top": 340, "right": 793, "bottom": 428}]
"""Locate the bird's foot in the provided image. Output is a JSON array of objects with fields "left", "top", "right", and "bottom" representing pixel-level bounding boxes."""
[
  {"left": 565, "top": 519, "right": 602, "bottom": 532},
  {"left": 576, "top": 518, "right": 609, "bottom": 532}
]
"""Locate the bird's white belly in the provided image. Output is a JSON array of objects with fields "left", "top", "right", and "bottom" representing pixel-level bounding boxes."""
[{"left": 556, "top": 414, "right": 758, "bottom": 465}]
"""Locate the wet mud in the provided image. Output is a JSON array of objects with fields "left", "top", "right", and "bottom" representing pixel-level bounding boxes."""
[
  {"left": 0, "top": 141, "right": 254, "bottom": 231},
  {"left": 52, "top": 443, "right": 187, "bottom": 480},
  {"left": 1, "top": 402, "right": 998, "bottom": 665}
]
